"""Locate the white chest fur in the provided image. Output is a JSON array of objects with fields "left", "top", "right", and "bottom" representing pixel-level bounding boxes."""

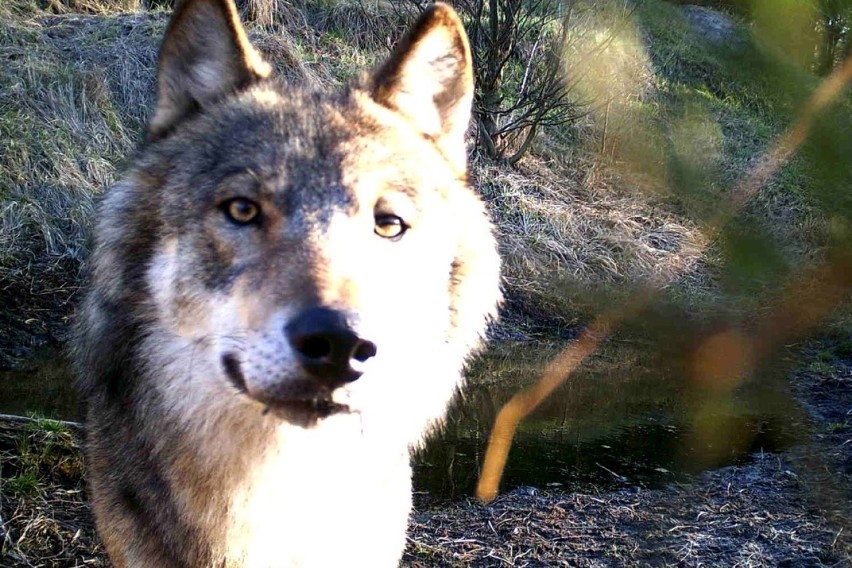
[{"left": 222, "top": 415, "right": 414, "bottom": 567}]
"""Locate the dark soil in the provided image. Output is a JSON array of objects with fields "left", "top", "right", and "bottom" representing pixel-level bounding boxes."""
[
  {"left": 0, "top": 277, "right": 77, "bottom": 370},
  {"left": 1, "top": 340, "right": 850, "bottom": 567},
  {"left": 789, "top": 341, "right": 852, "bottom": 480},
  {"left": 401, "top": 341, "right": 852, "bottom": 567},
  {"left": 405, "top": 457, "right": 847, "bottom": 567}
]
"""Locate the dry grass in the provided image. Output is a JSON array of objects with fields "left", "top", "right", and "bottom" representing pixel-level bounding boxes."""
[
  {"left": 479, "top": 153, "right": 710, "bottom": 314},
  {"left": 0, "top": 2, "right": 162, "bottom": 293},
  {"left": 0, "top": 0, "right": 845, "bottom": 341},
  {"left": 405, "top": 453, "right": 848, "bottom": 567}
]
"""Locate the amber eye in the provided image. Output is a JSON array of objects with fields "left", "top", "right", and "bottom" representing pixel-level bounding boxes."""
[
  {"left": 374, "top": 214, "right": 407, "bottom": 239},
  {"left": 223, "top": 198, "right": 260, "bottom": 225}
]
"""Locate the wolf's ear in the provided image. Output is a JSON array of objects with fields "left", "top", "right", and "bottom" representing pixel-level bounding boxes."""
[
  {"left": 368, "top": 3, "right": 474, "bottom": 168},
  {"left": 148, "top": 0, "right": 271, "bottom": 141}
]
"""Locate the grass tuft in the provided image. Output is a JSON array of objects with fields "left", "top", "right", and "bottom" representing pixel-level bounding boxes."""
[{"left": 3, "top": 472, "right": 42, "bottom": 498}]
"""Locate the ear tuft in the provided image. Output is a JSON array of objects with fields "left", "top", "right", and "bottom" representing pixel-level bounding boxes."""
[
  {"left": 369, "top": 3, "right": 473, "bottom": 168},
  {"left": 148, "top": 0, "right": 271, "bottom": 141}
]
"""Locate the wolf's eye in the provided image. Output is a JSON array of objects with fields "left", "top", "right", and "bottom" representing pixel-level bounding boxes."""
[
  {"left": 223, "top": 198, "right": 260, "bottom": 226},
  {"left": 374, "top": 214, "right": 407, "bottom": 239}
]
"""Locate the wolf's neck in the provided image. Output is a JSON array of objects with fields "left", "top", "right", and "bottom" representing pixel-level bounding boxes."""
[{"left": 167, "top": 407, "right": 413, "bottom": 566}]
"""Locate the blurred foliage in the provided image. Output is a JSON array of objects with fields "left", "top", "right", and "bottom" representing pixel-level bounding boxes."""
[
  {"left": 669, "top": 0, "right": 851, "bottom": 75},
  {"left": 567, "top": 0, "right": 851, "bottom": 309},
  {"left": 479, "top": 0, "right": 852, "bottom": 498}
]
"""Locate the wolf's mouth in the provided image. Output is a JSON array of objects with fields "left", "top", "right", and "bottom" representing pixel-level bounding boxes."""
[
  {"left": 221, "top": 352, "right": 351, "bottom": 419},
  {"left": 264, "top": 398, "right": 350, "bottom": 419}
]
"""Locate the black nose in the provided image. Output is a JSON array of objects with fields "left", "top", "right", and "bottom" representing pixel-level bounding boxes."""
[{"left": 285, "top": 307, "right": 377, "bottom": 386}]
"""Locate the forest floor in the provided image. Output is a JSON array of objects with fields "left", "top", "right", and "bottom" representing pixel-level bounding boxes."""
[{"left": 2, "top": 338, "right": 850, "bottom": 567}]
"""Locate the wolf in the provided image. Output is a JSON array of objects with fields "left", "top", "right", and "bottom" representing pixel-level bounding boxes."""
[{"left": 72, "top": 0, "right": 500, "bottom": 566}]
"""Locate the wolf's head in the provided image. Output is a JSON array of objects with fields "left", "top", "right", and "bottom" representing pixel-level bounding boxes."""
[{"left": 77, "top": 0, "right": 500, "bottom": 443}]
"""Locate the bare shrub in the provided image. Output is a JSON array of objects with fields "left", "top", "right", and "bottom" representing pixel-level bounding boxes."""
[
  {"left": 237, "top": 0, "right": 411, "bottom": 51},
  {"left": 460, "top": 0, "right": 587, "bottom": 164}
]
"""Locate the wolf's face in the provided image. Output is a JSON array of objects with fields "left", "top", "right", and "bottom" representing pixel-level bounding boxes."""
[
  {"left": 82, "top": 0, "right": 500, "bottom": 442},
  {"left": 143, "top": 91, "right": 482, "bottom": 430}
]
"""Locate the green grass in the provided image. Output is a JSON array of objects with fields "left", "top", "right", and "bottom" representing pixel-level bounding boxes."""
[
  {"left": 6, "top": 413, "right": 85, "bottom": 484},
  {"left": 3, "top": 472, "right": 42, "bottom": 497},
  {"left": 0, "top": 3, "right": 163, "bottom": 294}
]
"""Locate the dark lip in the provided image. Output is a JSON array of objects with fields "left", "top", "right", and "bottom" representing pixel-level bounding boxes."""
[{"left": 221, "top": 353, "right": 248, "bottom": 393}]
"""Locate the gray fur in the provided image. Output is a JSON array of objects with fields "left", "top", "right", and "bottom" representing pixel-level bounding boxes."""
[{"left": 74, "top": 2, "right": 500, "bottom": 566}]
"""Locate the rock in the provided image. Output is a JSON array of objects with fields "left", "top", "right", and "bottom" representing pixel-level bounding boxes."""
[{"left": 680, "top": 5, "right": 743, "bottom": 45}]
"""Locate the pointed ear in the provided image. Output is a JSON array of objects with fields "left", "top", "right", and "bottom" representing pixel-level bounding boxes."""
[
  {"left": 148, "top": 0, "right": 271, "bottom": 141},
  {"left": 368, "top": 3, "right": 474, "bottom": 168}
]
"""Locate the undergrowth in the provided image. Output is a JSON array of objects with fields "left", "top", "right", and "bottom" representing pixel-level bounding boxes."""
[{"left": 0, "top": 0, "right": 848, "bottom": 336}]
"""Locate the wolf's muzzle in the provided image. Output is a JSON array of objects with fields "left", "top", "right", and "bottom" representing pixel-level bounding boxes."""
[{"left": 286, "top": 307, "right": 377, "bottom": 387}]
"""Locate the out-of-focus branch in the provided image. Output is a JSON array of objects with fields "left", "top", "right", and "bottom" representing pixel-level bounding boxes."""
[{"left": 476, "top": 53, "right": 852, "bottom": 502}]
